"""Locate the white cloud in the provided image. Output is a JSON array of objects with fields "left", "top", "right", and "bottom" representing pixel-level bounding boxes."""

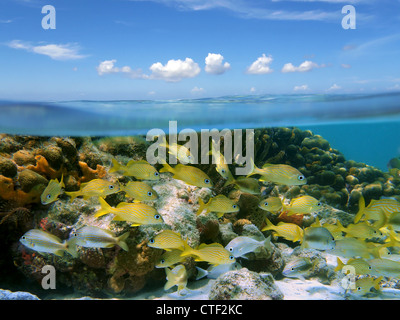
[
  {"left": 246, "top": 54, "right": 273, "bottom": 74},
  {"left": 341, "top": 63, "right": 352, "bottom": 69},
  {"left": 281, "top": 60, "right": 321, "bottom": 73},
  {"left": 149, "top": 58, "right": 201, "bottom": 82},
  {"left": 7, "top": 40, "right": 86, "bottom": 60},
  {"left": 205, "top": 53, "right": 230, "bottom": 75},
  {"left": 250, "top": 87, "right": 256, "bottom": 93},
  {"left": 293, "top": 84, "right": 309, "bottom": 91},
  {"left": 328, "top": 84, "right": 341, "bottom": 91},
  {"left": 388, "top": 84, "right": 400, "bottom": 91},
  {"left": 191, "top": 86, "right": 205, "bottom": 94},
  {"left": 96, "top": 59, "right": 133, "bottom": 75}
]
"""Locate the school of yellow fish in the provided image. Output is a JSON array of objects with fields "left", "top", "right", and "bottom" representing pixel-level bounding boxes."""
[{"left": 20, "top": 139, "right": 400, "bottom": 298}]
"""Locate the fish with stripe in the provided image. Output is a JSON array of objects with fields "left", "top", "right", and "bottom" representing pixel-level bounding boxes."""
[
  {"left": 71, "top": 226, "right": 129, "bottom": 251},
  {"left": 261, "top": 218, "right": 304, "bottom": 242},
  {"left": 41, "top": 174, "right": 65, "bottom": 205},
  {"left": 65, "top": 179, "right": 120, "bottom": 202},
  {"left": 181, "top": 242, "right": 236, "bottom": 266},
  {"left": 110, "top": 158, "right": 160, "bottom": 181},
  {"left": 20, "top": 229, "right": 77, "bottom": 257},
  {"left": 285, "top": 195, "right": 322, "bottom": 216},
  {"left": 94, "top": 197, "right": 163, "bottom": 226},
  {"left": 120, "top": 181, "right": 158, "bottom": 202},
  {"left": 354, "top": 195, "right": 400, "bottom": 227},
  {"left": 148, "top": 230, "right": 187, "bottom": 251},
  {"left": 196, "top": 194, "right": 239, "bottom": 217}
]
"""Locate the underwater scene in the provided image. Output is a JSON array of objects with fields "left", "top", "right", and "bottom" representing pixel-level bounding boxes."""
[
  {"left": 1, "top": 93, "right": 400, "bottom": 301},
  {"left": 2, "top": 0, "right": 400, "bottom": 303}
]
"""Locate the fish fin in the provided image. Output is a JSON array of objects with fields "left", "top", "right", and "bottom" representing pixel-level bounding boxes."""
[
  {"left": 127, "top": 159, "right": 149, "bottom": 165},
  {"left": 180, "top": 243, "right": 197, "bottom": 257},
  {"left": 65, "top": 239, "right": 78, "bottom": 258},
  {"left": 374, "top": 276, "right": 383, "bottom": 290},
  {"left": 196, "top": 197, "right": 206, "bottom": 215},
  {"left": 116, "top": 202, "right": 131, "bottom": 208},
  {"left": 117, "top": 232, "right": 130, "bottom": 251},
  {"left": 112, "top": 215, "right": 125, "bottom": 221},
  {"left": 59, "top": 174, "right": 65, "bottom": 188},
  {"left": 263, "top": 235, "right": 273, "bottom": 252},
  {"left": 195, "top": 267, "right": 208, "bottom": 280},
  {"left": 298, "top": 275, "right": 306, "bottom": 281},
  {"left": 54, "top": 250, "right": 64, "bottom": 257},
  {"left": 65, "top": 190, "right": 81, "bottom": 202},
  {"left": 354, "top": 195, "right": 366, "bottom": 223},
  {"left": 164, "top": 268, "right": 176, "bottom": 291},
  {"left": 245, "top": 157, "right": 257, "bottom": 178},
  {"left": 261, "top": 218, "right": 274, "bottom": 232},
  {"left": 334, "top": 257, "right": 345, "bottom": 272},
  {"left": 223, "top": 178, "right": 236, "bottom": 187},
  {"left": 129, "top": 223, "right": 141, "bottom": 227},
  {"left": 94, "top": 197, "right": 112, "bottom": 218},
  {"left": 109, "top": 158, "right": 122, "bottom": 173}
]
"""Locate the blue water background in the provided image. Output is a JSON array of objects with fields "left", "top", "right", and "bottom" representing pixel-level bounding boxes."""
[{"left": 1, "top": 92, "right": 399, "bottom": 171}]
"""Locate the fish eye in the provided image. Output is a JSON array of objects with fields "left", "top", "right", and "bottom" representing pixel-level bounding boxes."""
[
  {"left": 21, "top": 236, "right": 26, "bottom": 240},
  {"left": 232, "top": 205, "right": 237, "bottom": 209},
  {"left": 228, "top": 247, "right": 233, "bottom": 252},
  {"left": 154, "top": 214, "right": 161, "bottom": 220},
  {"left": 291, "top": 267, "right": 295, "bottom": 271},
  {"left": 298, "top": 175, "right": 305, "bottom": 181},
  {"left": 154, "top": 172, "right": 159, "bottom": 176},
  {"left": 204, "top": 179, "right": 210, "bottom": 184},
  {"left": 109, "top": 185, "right": 114, "bottom": 190},
  {"left": 46, "top": 194, "right": 52, "bottom": 199},
  {"left": 229, "top": 255, "right": 235, "bottom": 260},
  {"left": 368, "top": 266, "right": 372, "bottom": 269},
  {"left": 264, "top": 202, "right": 268, "bottom": 206},
  {"left": 149, "top": 239, "right": 155, "bottom": 244},
  {"left": 147, "top": 191, "right": 153, "bottom": 196},
  {"left": 188, "top": 156, "right": 192, "bottom": 160},
  {"left": 317, "top": 202, "right": 321, "bottom": 206},
  {"left": 357, "top": 287, "right": 361, "bottom": 291},
  {"left": 221, "top": 169, "right": 226, "bottom": 174}
]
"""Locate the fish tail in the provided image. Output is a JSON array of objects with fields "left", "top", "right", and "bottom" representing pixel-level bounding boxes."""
[
  {"left": 180, "top": 242, "right": 197, "bottom": 257},
  {"left": 261, "top": 218, "right": 274, "bottom": 232},
  {"left": 94, "top": 197, "right": 113, "bottom": 218},
  {"left": 109, "top": 158, "right": 122, "bottom": 173},
  {"left": 245, "top": 157, "right": 257, "bottom": 178},
  {"left": 374, "top": 276, "right": 383, "bottom": 290},
  {"left": 60, "top": 174, "right": 65, "bottom": 188},
  {"left": 196, "top": 198, "right": 206, "bottom": 215},
  {"left": 65, "top": 239, "right": 78, "bottom": 258},
  {"left": 223, "top": 177, "right": 236, "bottom": 187},
  {"left": 195, "top": 267, "right": 208, "bottom": 280},
  {"left": 354, "top": 195, "right": 366, "bottom": 223},
  {"left": 117, "top": 231, "right": 130, "bottom": 251},
  {"left": 65, "top": 190, "right": 81, "bottom": 202},
  {"left": 263, "top": 235, "right": 273, "bottom": 252},
  {"left": 160, "top": 162, "right": 174, "bottom": 174},
  {"left": 336, "top": 220, "right": 345, "bottom": 232},
  {"left": 334, "top": 257, "right": 345, "bottom": 272},
  {"left": 164, "top": 268, "right": 176, "bottom": 291}
]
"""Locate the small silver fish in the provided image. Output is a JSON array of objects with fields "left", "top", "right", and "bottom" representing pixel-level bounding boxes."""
[
  {"left": 196, "top": 262, "right": 242, "bottom": 280},
  {"left": 302, "top": 226, "right": 335, "bottom": 251},
  {"left": 71, "top": 226, "right": 129, "bottom": 251},
  {"left": 225, "top": 236, "right": 272, "bottom": 258},
  {"left": 20, "top": 229, "right": 77, "bottom": 257},
  {"left": 282, "top": 257, "right": 315, "bottom": 280}
]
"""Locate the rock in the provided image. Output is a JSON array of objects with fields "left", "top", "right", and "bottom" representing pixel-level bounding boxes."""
[
  {"left": 18, "top": 169, "right": 48, "bottom": 193},
  {"left": 209, "top": 268, "right": 283, "bottom": 300},
  {"left": 0, "top": 289, "right": 40, "bottom": 300},
  {"left": 301, "top": 136, "right": 330, "bottom": 151},
  {"left": 363, "top": 182, "right": 383, "bottom": 200},
  {"left": 0, "top": 156, "right": 17, "bottom": 178}
]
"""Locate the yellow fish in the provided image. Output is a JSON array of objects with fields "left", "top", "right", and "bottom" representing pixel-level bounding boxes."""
[
  {"left": 120, "top": 181, "right": 158, "bottom": 202},
  {"left": 261, "top": 218, "right": 303, "bottom": 242},
  {"left": 148, "top": 230, "right": 187, "bottom": 251},
  {"left": 386, "top": 212, "right": 400, "bottom": 232},
  {"left": 20, "top": 229, "right": 77, "bottom": 257},
  {"left": 41, "top": 174, "right": 65, "bottom": 205},
  {"left": 156, "top": 249, "right": 186, "bottom": 268},
  {"left": 160, "top": 162, "right": 213, "bottom": 188},
  {"left": 159, "top": 135, "right": 195, "bottom": 164},
  {"left": 247, "top": 158, "right": 307, "bottom": 186},
  {"left": 65, "top": 179, "right": 120, "bottom": 202},
  {"left": 336, "top": 221, "right": 382, "bottom": 240},
  {"left": 164, "top": 264, "right": 188, "bottom": 294},
  {"left": 352, "top": 276, "right": 383, "bottom": 296},
  {"left": 71, "top": 226, "right": 129, "bottom": 251},
  {"left": 94, "top": 197, "right": 163, "bottom": 226},
  {"left": 209, "top": 142, "right": 235, "bottom": 182},
  {"left": 181, "top": 242, "right": 236, "bottom": 266},
  {"left": 285, "top": 195, "right": 322, "bottom": 216},
  {"left": 110, "top": 158, "right": 160, "bottom": 181},
  {"left": 224, "top": 177, "right": 260, "bottom": 195},
  {"left": 354, "top": 195, "right": 400, "bottom": 227},
  {"left": 196, "top": 194, "right": 239, "bottom": 217},
  {"left": 258, "top": 197, "right": 283, "bottom": 213},
  {"left": 335, "top": 257, "right": 372, "bottom": 275}
]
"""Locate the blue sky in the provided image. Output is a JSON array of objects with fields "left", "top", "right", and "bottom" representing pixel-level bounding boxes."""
[{"left": 1, "top": 0, "right": 400, "bottom": 100}]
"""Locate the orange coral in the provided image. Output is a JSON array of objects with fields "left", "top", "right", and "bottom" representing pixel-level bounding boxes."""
[
  {"left": 26, "top": 155, "right": 63, "bottom": 179},
  {"left": 0, "top": 175, "right": 42, "bottom": 206},
  {"left": 78, "top": 161, "right": 106, "bottom": 183},
  {"left": 276, "top": 210, "right": 304, "bottom": 227}
]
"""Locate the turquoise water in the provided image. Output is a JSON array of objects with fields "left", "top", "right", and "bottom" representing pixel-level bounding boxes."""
[{"left": 1, "top": 92, "right": 400, "bottom": 170}]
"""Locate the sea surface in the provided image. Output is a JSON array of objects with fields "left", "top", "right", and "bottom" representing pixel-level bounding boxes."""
[{"left": 1, "top": 92, "right": 400, "bottom": 170}]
